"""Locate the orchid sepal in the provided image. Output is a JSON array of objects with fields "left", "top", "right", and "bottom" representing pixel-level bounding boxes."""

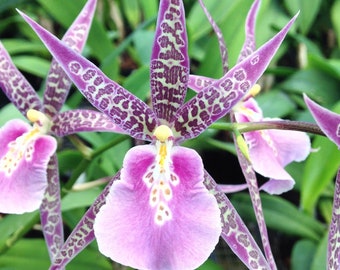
[
  {"left": 173, "top": 12, "right": 299, "bottom": 141},
  {"left": 18, "top": 9, "right": 159, "bottom": 141}
]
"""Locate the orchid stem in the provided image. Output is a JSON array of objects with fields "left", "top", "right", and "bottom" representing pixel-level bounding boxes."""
[
  {"left": 211, "top": 120, "right": 324, "bottom": 136},
  {"left": 63, "top": 134, "right": 129, "bottom": 192}
]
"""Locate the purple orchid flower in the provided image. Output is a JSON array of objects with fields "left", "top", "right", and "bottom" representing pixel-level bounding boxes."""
[
  {"left": 304, "top": 94, "right": 340, "bottom": 270},
  {"left": 189, "top": 0, "right": 310, "bottom": 195},
  {"left": 19, "top": 0, "right": 297, "bottom": 268},
  {"left": 0, "top": 0, "right": 123, "bottom": 261}
]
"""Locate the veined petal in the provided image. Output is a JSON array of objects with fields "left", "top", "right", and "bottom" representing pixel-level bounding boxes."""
[
  {"left": 243, "top": 125, "right": 310, "bottom": 194},
  {"left": 237, "top": 0, "right": 260, "bottom": 62},
  {"left": 203, "top": 171, "right": 271, "bottom": 269},
  {"left": 0, "top": 42, "right": 43, "bottom": 116},
  {"left": 0, "top": 119, "right": 57, "bottom": 214},
  {"left": 19, "top": 10, "right": 159, "bottom": 141},
  {"left": 188, "top": 74, "right": 214, "bottom": 92},
  {"left": 94, "top": 145, "right": 221, "bottom": 270},
  {"left": 173, "top": 13, "right": 298, "bottom": 141},
  {"left": 304, "top": 94, "right": 340, "bottom": 148},
  {"left": 43, "top": 0, "right": 97, "bottom": 117},
  {"left": 150, "top": 0, "right": 189, "bottom": 123},
  {"left": 40, "top": 155, "right": 63, "bottom": 261},
  {"left": 51, "top": 110, "right": 126, "bottom": 136}
]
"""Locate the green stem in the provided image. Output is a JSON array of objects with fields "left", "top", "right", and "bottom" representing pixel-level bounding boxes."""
[
  {"left": 211, "top": 120, "right": 324, "bottom": 136},
  {"left": 63, "top": 134, "right": 129, "bottom": 192}
]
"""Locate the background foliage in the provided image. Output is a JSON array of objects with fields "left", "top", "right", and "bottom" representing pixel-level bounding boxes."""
[{"left": 0, "top": 0, "right": 339, "bottom": 269}]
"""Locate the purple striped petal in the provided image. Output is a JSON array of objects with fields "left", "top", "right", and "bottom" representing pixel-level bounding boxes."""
[
  {"left": 203, "top": 171, "right": 271, "bottom": 269},
  {"left": 304, "top": 94, "right": 340, "bottom": 148},
  {"left": 0, "top": 119, "right": 57, "bottom": 214},
  {"left": 94, "top": 145, "right": 221, "bottom": 270},
  {"left": 51, "top": 110, "right": 126, "bottom": 136},
  {"left": 43, "top": 0, "right": 97, "bottom": 117},
  {"left": 18, "top": 10, "right": 159, "bottom": 141},
  {"left": 0, "top": 43, "right": 43, "bottom": 116},
  {"left": 328, "top": 169, "right": 340, "bottom": 270},
  {"left": 173, "top": 13, "right": 298, "bottom": 141},
  {"left": 237, "top": 0, "right": 260, "bottom": 62},
  {"left": 150, "top": 0, "right": 189, "bottom": 123},
  {"left": 40, "top": 155, "right": 63, "bottom": 261}
]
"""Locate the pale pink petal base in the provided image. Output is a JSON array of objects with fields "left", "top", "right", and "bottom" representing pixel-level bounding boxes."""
[
  {"left": 94, "top": 145, "right": 221, "bottom": 270},
  {"left": 235, "top": 99, "right": 310, "bottom": 194},
  {"left": 0, "top": 120, "right": 57, "bottom": 214}
]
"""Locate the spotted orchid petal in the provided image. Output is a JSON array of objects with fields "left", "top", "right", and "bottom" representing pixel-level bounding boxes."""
[
  {"left": 18, "top": 10, "right": 159, "bottom": 141},
  {"left": 0, "top": 43, "right": 43, "bottom": 115},
  {"left": 0, "top": 119, "right": 57, "bottom": 214},
  {"left": 40, "top": 155, "right": 63, "bottom": 260},
  {"left": 173, "top": 13, "right": 298, "bottom": 141},
  {"left": 51, "top": 110, "right": 126, "bottom": 136},
  {"left": 328, "top": 169, "right": 340, "bottom": 270},
  {"left": 237, "top": 0, "right": 260, "bottom": 62},
  {"left": 304, "top": 94, "right": 340, "bottom": 147},
  {"left": 150, "top": 0, "right": 189, "bottom": 123},
  {"left": 43, "top": 0, "right": 97, "bottom": 117},
  {"left": 203, "top": 171, "right": 271, "bottom": 269},
  {"left": 94, "top": 144, "right": 221, "bottom": 270},
  {"left": 233, "top": 131, "right": 277, "bottom": 269},
  {"left": 49, "top": 174, "right": 117, "bottom": 270},
  {"left": 235, "top": 98, "right": 310, "bottom": 194}
]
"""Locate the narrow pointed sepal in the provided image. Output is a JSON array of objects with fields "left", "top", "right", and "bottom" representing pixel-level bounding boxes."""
[
  {"left": 18, "top": 10, "right": 159, "bottom": 141},
  {"left": 237, "top": 0, "right": 261, "bottom": 62},
  {"left": 94, "top": 145, "right": 221, "bottom": 270},
  {"left": 328, "top": 169, "right": 340, "bottom": 270},
  {"left": 51, "top": 110, "right": 126, "bottom": 136},
  {"left": 50, "top": 174, "right": 118, "bottom": 270},
  {"left": 43, "top": 0, "right": 97, "bottom": 117},
  {"left": 40, "top": 155, "right": 64, "bottom": 261},
  {"left": 150, "top": 0, "right": 189, "bottom": 122},
  {"left": 0, "top": 119, "right": 57, "bottom": 214},
  {"left": 304, "top": 94, "right": 340, "bottom": 148},
  {"left": 203, "top": 171, "right": 271, "bottom": 269},
  {"left": 173, "top": 13, "right": 299, "bottom": 141},
  {"left": 0, "top": 43, "right": 43, "bottom": 116}
]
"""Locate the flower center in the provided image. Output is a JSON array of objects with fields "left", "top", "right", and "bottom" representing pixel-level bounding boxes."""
[
  {"left": 0, "top": 110, "right": 52, "bottom": 176},
  {"left": 142, "top": 125, "right": 179, "bottom": 225}
]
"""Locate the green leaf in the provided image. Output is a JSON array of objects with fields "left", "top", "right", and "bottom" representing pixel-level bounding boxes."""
[
  {"left": 121, "top": 0, "right": 140, "bottom": 28},
  {"left": 331, "top": 0, "right": 340, "bottom": 47},
  {"left": 311, "top": 233, "right": 327, "bottom": 270},
  {"left": 123, "top": 65, "right": 150, "bottom": 100},
  {"left": 0, "top": 212, "right": 38, "bottom": 253},
  {"left": 0, "top": 239, "right": 111, "bottom": 270},
  {"left": 284, "top": 0, "right": 322, "bottom": 34},
  {"left": 291, "top": 240, "right": 317, "bottom": 270},
  {"left": 62, "top": 188, "right": 102, "bottom": 212},
  {"left": 12, "top": 55, "right": 50, "bottom": 78},
  {"left": 1, "top": 39, "right": 47, "bottom": 55},
  {"left": 280, "top": 69, "right": 340, "bottom": 106},
  {"left": 231, "top": 193, "right": 325, "bottom": 241},
  {"left": 256, "top": 89, "right": 296, "bottom": 118},
  {"left": 0, "top": 103, "right": 26, "bottom": 126}
]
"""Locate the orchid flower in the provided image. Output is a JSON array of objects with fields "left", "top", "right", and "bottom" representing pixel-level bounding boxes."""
[
  {"left": 189, "top": 0, "right": 310, "bottom": 195},
  {"left": 0, "top": 0, "right": 123, "bottom": 260},
  {"left": 19, "top": 0, "right": 297, "bottom": 268},
  {"left": 304, "top": 94, "right": 340, "bottom": 270}
]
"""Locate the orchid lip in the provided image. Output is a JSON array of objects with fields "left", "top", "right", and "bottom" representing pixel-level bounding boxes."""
[{"left": 142, "top": 125, "right": 179, "bottom": 225}]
